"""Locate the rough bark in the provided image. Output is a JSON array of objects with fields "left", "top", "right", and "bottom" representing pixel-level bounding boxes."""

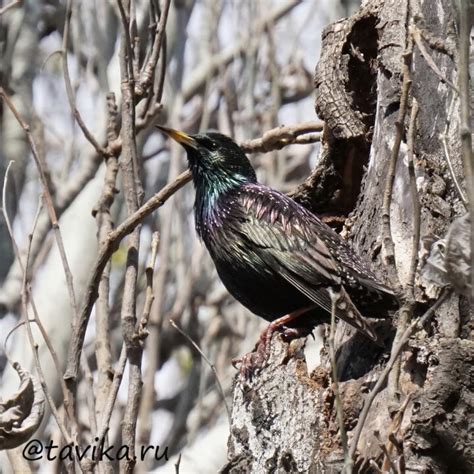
[{"left": 224, "top": 0, "right": 473, "bottom": 472}]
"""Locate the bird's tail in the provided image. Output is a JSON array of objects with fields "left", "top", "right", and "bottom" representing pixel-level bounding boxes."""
[{"left": 328, "top": 286, "right": 382, "bottom": 343}]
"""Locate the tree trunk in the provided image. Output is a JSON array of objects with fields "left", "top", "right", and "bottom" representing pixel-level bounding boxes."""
[{"left": 223, "top": 0, "right": 473, "bottom": 472}]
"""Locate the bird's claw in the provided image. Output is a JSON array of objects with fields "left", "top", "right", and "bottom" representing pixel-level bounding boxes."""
[
  {"left": 233, "top": 322, "right": 314, "bottom": 382},
  {"left": 233, "top": 348, "right": 268, "bottom": 382},
  {"left": 232, "top": 323, "right": 279, "bottom": 382}
]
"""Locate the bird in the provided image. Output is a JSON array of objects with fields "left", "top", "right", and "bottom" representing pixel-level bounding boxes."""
[{"left": 157, "top": 125, "right": 398, "bottom": 377}]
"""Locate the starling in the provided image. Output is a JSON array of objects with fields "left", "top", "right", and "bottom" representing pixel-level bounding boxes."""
[{"left": 157, "top": 126, "right": 398, "bottom": 375}]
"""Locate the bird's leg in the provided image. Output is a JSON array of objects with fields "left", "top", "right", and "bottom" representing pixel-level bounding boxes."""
[
  {"left": 280, "top": 326, "right": 315, "bottom": 342},
  {"left": 254, "top": 308, "right": 311, "bottom": 362},
  {"left": 233, "top": 306, "right": 315, "bottom": 380}
]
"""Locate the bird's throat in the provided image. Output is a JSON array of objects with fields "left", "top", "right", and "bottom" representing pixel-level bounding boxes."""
[{"left": 192, "top": 169, "right": 246, "bottom": 238}]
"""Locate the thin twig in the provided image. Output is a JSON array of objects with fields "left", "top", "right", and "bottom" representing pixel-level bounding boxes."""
[
  {"left": 64, "top": 170, "right": 191, "bottom": 383},
  {"left": 1, "top": 163, "right": 81, "bottom": 470},
  {"left": 92, "top": 345, "right": 128, "bottom": 470},
  {"left": 440, "top": 134, "right": 468, "bottom": 206},
  {"left": 137, "top": 156, "right": 176, "bottom": 448},
  {"left": 2, "top": 166, "right": 75, "bottom": 417},
  {"left": 117, "top": 3, "right": 145, "bottom": 470},
  {"left": 116, "top": 0, "right": 135, "bottom": 84},
  {"left": 387, "top": 100, "right": 420, "bottom": 401},
  {"left": 82, "top": 356, "right": 97, "bottom": 438},
  {"left": 405, "top": 100, "right": 421, "bottom": 297},
  {"left": 456, "top": 0, "right": 473, "bottom": 301},
  {"left": 328, "top": 290, "right": 350, "bottom": 472},
  {"left": 138, "top": 232, "right": 160, "bottom": 335},
  {"left": 416, "top": 25, "right": 455, "bottom": 58},
  {"left": 25, "top": 211, "right": 83, "bottom": 442},
  {"left": 93, "top": 94, "right": 120, "bottom": 460},
  {"left": 0, "top": 0, "right": 21, "bottom": 15},
  {"left": 62, "top": 0, "right": 106, "bottom": 156},
  {"left": 170, "top": 319, "right": 231, "bottom": 425},
  {"left": 240, "top": 121, "right": 323, "bottom": 153},
  {"left": 348, "top": 290, "right": 451, "bottom": 461},
  {"left": 136, "top": 0, "right": 171, "bottom": 99},
  {"left": 381, "top": 29, "right": 414, "bottom": 279},
  {"left": 382, "top": 393, "right": 412, "bottom": 471},
  {"left": 410, "top": 25, "right": 458, "bottom": 92},
  {"left": 0, "top": 88, "right": 78, "bottom": 319},
  {"left": 440, "top": 91, "right": 468, "bottom": 206},
  {"left": 378, "top": 443, "right": 398, "bottom": 473},
  {"left": 174, "top": 453, "right": 182, "bottom": 474}
]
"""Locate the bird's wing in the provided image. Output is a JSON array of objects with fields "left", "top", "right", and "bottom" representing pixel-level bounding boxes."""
[{"left": 222, "top": 186, "right": 389, "bottom": 339}]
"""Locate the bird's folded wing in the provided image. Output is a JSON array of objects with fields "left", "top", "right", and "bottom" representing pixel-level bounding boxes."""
[
  {"left": 226, "top": 188, "right": 388, "bottom": 340},
  {"left": 257, "top": 250, "right": 378, "bottom": 341},
  {"left": 231, "top": 186, "right": 395, "bottom": 296}
]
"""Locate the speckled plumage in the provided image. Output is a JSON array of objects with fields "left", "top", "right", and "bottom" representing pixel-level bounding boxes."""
[{"left": 159, "top": 127, "right": 398, "bottom": 342}]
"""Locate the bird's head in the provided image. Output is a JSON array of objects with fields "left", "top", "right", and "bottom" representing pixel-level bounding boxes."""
[{"left": 156, "top": 126, "right": 257, "bottom": 186}]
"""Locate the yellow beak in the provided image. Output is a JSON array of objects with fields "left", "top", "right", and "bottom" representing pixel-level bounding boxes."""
[{"left": 156, "top": 125, "right": 198, "bottom": 149}]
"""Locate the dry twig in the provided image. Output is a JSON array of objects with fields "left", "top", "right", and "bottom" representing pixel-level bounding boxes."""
[
  {"left": 456, "top": 0, "right": 473, "bottom": 301},
  {"left": 387, "top": 100, "right": 420, "bottom": 401},
  {"left": 138, "top": 232, "right": 161, "bottom": 335},
  {"left": 175, "top": 453, "right": 182, "bottom": 474},
  {"left": 93, "top": 94, "right": 120, "bottom": 455},
  {"left": 381, "top": 28, "right": 414, "bottom": 281},
  {"left": 64, "top": 170, "right": 192, "bottom": 384},
  {"left": 0, "top": 88, "right": 78, "bottom": 319},
  {"left": 116, "top": 1, "right": 145, "bottom": 469},
  {"left": 136, "top": 0, "right": 171, "bottom": 99},
  {"left": 440, "top": 93, "right": 468, "bottom": 207},
  {"left": 62, "top": 0, "right": 106, "bottom": 156},
  {"left": 2, "top": 163, "right": 81, "bottom": 470},
  {"left": 92, "top": 346, "right": 128, "bottom": 470},
  {"left": 328, "top": 290, "right": 350, "bottom": 472},
  {"left": 240, "top": 121, "right": 323, "bottom": 153},
  {"left": 169, "top": 319, "right": 231, "bottom": 425},
  {"left": 410, "top": 25, "right": 458, "bottom": 92},
  {"left": 0, "top": 0, "right": 21, "bottom": 16}
]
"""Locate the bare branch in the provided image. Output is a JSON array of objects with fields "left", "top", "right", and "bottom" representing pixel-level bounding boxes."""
[
  {"left": 138, "top": 232, "right": 160, "bottom": 336},
  {"left": 62, "top": 0, "right": 107, "bottom": 156},
  {"left": 328, "top": 290, "right": 350, "bottom": 472},
  {"left": 240, "top": 121, "right": 323, "bottom": 153},
  {"left": 0, "top": 89, "right": 78, "bottom": 322},
  {"left": 93, "top": 94, "right": 120, "bottom": 457},
  {"left": 116, "top": 2, "right": 145, "bottom": 469},
  {"left": 410, "top": 25, "right": 458, "bottom": 92},
  {"left": 182, "top": 0, "right": 302, "bottom": 102},
  {"left": 387, "top": 100, "right": 420, "bottom": 401},
  {"left": 136, "top": 0, "right": 172, "bottom": 99},
  {"left": 93, "top": 346, "right": 128, "bottom": 471},
  {"left": 64, "top": 169, "right": 192, "bottom": 385},
  {"left": 381, "top": 18, "right": 414, "bottom": 283},
  {"left": 2, "top": 163, "right": 80, "bottom": 470},
  {"left": 0, "top": 0, "right": 21, "bottom": 16},
  {"left": 456, "top": 0, "right": 473, "bottom": 301}
]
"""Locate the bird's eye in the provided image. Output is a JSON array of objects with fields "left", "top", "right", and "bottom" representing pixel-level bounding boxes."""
[{"left": 200, "top": 137, "right": 217, "bottom": 151}]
